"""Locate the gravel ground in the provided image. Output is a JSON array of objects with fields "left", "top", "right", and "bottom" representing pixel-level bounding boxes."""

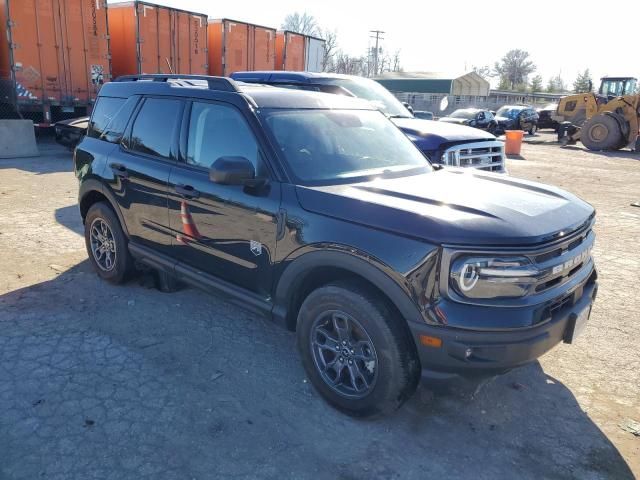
[{"left": 0, "top": 134, "right": 638, "bottom": 479}]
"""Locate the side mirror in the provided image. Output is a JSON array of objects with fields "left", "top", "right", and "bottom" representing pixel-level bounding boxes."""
[{"left": 209, "top": 156, "right": 256, "bottom": 185}]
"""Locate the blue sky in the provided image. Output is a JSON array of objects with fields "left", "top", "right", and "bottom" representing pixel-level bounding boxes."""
[{"left": 109, "top": 0, "right": 640, "bottom": 87}]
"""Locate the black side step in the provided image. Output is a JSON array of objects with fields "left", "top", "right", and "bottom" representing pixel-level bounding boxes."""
[{"left": 128, "top": 242, "right": 273, "bottom": 317}]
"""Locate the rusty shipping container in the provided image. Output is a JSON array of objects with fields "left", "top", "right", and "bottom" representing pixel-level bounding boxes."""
[
  {"left": 0, "top": 0, "right": 111, "bottom": 124},
  {"left": 108, "top": 1, "right": 207, "bottom": 79},
  {"left": 275, "top": 31, "right": 305, "bottom": 71},
  {"left": 208, "top": 19, "right": 276, "bottom": 76}
]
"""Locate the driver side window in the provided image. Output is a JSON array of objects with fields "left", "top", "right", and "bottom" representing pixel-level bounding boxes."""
[{"left": 186, "top": 102, "right": 262, "bottom": 172}]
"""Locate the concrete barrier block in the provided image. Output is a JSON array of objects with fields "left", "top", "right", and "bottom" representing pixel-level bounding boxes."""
[{"left": 0, "top": 120, "right": 40, "bottom": 158}]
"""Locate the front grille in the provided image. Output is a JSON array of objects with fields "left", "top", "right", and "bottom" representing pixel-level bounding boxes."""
[
  {"left": 528, "top": 227, "right": 595, "bottom": 295},
  {"left": 439, "top": 140, "right": 506, "bottom": 173}
]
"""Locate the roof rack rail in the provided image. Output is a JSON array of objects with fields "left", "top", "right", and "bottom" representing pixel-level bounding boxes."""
[{"left": 114, "top": 74, "right": 240, "bottom": 93}]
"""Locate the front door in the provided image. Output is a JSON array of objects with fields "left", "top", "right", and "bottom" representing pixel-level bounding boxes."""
[{"left": 167, "top": 100, "right": 280, "bottom": 297}]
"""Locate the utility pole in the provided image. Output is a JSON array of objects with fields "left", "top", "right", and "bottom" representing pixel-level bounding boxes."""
[{"left": 369, "top": 30, "right": 385, "bottom": 76}]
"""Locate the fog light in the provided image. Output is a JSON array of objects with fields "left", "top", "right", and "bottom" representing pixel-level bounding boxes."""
[
  {"left": 420, "top": 335, "right": 442, "bottom": 348},
  {"left": 464, "top": 348, "right": 473, "bottom": 359}
]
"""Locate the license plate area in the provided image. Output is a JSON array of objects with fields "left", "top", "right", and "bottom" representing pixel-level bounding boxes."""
[{"left": 564, "top": 303, "right": 591, "bottom": 343}]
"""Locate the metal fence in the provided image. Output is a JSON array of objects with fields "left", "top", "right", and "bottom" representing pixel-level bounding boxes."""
[{"left": 395, "top": 91, "right": 564, "bottom": 116}]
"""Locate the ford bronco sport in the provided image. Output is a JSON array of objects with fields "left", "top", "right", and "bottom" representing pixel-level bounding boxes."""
[{"left": 75, "top": 75, "right": 598, "bottom": 417}]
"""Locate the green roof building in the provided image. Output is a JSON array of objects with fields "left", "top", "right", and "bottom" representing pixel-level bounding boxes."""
[{"left": 374, "top": 71, "right": 490, "bottom": 96}]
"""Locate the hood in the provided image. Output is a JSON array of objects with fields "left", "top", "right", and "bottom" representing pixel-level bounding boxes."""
[
  {"left": 439, "top": 117, "right": 470, "bottom": 125},
  {"left": 495, "top": 116, "right": 515, "bottom": 125},
  {"left": 295, "top": 170, "right": 594, "bottom": 246},
  {"left": 391, "top": 118, "right": 494, "bottom": 152}
]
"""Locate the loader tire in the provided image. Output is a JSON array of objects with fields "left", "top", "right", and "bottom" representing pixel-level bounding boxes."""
[{"left": 581, "top": 114, "right": 624, "bottom": 151}]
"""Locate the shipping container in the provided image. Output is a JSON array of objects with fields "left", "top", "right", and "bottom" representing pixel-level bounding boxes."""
[
  {"left": 304, "top": 36, "right": 326, "bottom": 73},
  {"left": 208, "top": 19, "right": 276, "bottom": 76},
  {"left": 275, "top": 31, "right": 305, "bottom": 71},
  {"left": 108, "top": 1, "right": 208, "bottom": 79},
  {"left": 0, "top": 0, "right": 111, "bottom": 124}
]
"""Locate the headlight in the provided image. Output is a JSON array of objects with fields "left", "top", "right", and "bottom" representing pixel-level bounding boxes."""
[{"left": 450, "top": 256, "right": 538, "bottom": 299}]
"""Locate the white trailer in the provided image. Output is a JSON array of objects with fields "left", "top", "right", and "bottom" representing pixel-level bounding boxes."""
[{"left": 304, "top": 36, "right": 326, "bottom": 72}]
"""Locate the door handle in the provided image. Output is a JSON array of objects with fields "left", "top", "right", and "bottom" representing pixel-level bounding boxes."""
[
  {"left": 109, "top": 163, "right": 129, "bottom": 179},
  {"left": 175, "top": 184, "right": 200, "bottom": 199}
]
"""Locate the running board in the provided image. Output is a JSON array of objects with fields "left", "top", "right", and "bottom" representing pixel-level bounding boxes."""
[{"left": 128, "top": 242, "right": 273, "bottom": 317}]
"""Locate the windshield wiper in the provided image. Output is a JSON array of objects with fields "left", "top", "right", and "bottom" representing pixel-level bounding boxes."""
[{"left": 388, "top": 114, "right": 412, "bottom": 119}]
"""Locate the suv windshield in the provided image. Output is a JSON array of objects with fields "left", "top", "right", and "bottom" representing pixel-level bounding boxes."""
[
  {"left": 261, "top": 109, "right": 430, "bottom": 185},
  {"left": 321, "top": 77, "right": 412, "bottom": 118},
  {"left": 450, "top": 110, "right": 477, "bottom": 119},
  {"left": 496, "top": 107, "right": 521, "bottom": 119}
]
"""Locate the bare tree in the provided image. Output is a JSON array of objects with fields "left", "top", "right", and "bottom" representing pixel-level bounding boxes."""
[
  {"left": 472, "top": 65, "right": 492, "bottom": 79},
  {"left": 334, "top": 52, "right": 366, "bottom": 76},
  {"left": 281, "top": 12, "right": 319, "bottom": 36},
  {"left": 494, "top": 49, "right": 536, "bottom": 90},
  {"left": 392, "top": 50, "right": 402, "bottom": 72},
  {"left": 318, "top": 28, "right": 338, "bottom": 72}
]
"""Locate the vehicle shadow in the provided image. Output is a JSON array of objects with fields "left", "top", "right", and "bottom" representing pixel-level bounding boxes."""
[
  {"left": 0, "top": 263, "right": 634, "bottom": 479},
  {"left": 54, "top": 204, "right": 84, "bottom": 236},
  {"left": 0, "top": 137, "right": 73, "bottom": 174},
  {"left": 559, "top": 144, "right": 640, "bottom": 160}
]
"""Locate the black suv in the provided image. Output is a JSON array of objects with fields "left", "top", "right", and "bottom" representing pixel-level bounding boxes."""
[
  {"left": 439, "top": 108, "right": 498, "bottom": 134},
  {"left": 495, "top": 105, "right": 539, "bottom": 134},
  {"left": 75, "top": 75, "right": 598, "bottom": 417}
]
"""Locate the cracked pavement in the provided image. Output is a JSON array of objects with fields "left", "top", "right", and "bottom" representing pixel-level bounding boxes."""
[{"left": 0, "top": 136, "right": 637, "bottom": 479}]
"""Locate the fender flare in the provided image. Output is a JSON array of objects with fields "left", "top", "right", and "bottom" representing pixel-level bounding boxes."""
[
  {"left": 272, "top": 249, "right": 424, "bottom": 330},
  {"left": 79, "top": 179, "right": 130, "bottom": 237}
]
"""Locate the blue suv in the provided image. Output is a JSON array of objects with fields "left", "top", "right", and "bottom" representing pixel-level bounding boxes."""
[{"left": 231, "top": 71, "right": 506, "bottom": 172}]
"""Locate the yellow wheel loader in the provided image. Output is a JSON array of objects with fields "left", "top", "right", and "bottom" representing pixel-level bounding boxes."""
[{"left": 554, "top": 77, "right": 639, "bottom": 151}]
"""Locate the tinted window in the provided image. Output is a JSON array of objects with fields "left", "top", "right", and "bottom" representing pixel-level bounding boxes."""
[
  {"left": 130, "top": 98, "right": 182, "bottom": 159},
  {"left": 262, "top": 109, "right": 430, "bottom": 185},
  {"left": 101, "top": 96, "right": 139, "bottom": 143},
  {"left": 88, "top": 97, "right": 125, "bottom": 138},
  {"left": 187, "top": 102, "right": 261, "bottom": 171}
]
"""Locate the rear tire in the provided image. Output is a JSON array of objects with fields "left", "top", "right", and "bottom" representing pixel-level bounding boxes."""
[
  {"left": 528, "top": 124, "right": 537, "bottom": 135},
  {"left": 296, "top": 281, "right": 419, "bottom": 417},
  {"left": 581, "top": 114, "right": 624, "bottom": 151},
  {"left": 84, "top": 202, "right": 133, "bottom": 284}
]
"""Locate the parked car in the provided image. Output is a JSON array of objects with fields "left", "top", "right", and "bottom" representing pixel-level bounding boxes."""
[
  {"left": 75, "top": 74, "right": 598, "bottom": 417},
  {"left": 413, "top": 110, "right": 434, "bottom": 120},
  {"left": 54, "top": 116, "right": 89, "bottom": 149},
  {"left": 495, "top": 105, "right": 539, "bottom": 134},
  {"left": 536, "top": 103, "right": 560, "bottom": 131},
  {"left": 439, "top": 108, "right": 498, "bottom": 134},
  {"left": 232, "top": 72, "right": 505, "bottom": 172}
]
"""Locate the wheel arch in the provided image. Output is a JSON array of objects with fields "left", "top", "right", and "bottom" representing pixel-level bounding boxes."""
[
  {"left": 272, "top": 249, "right": 424, "bottom": 333},
  {"left": 79, "top": 180, "right": 129, "bottom": 237}
]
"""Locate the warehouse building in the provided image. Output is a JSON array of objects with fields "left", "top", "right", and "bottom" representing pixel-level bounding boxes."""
[{"left": 374, "top": 72, "right": 563, "bottom": 115}]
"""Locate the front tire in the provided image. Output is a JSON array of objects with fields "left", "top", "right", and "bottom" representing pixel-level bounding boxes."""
[
  {"left": 297, "top": 281, "right": 419, "bottom": 417},
  {"left": 528, "top": 124, "right": 537, "bottom": 135},
  {"left": 581, "top": 114, "right": 624, "bottom": 151},
  {"left": 84, "top": 202, "right": 133, "bottom": 284}
]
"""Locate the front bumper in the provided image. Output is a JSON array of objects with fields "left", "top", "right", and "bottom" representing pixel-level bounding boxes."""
[{"left": 408, "top": 273, "right": 598, "bottom": 376}]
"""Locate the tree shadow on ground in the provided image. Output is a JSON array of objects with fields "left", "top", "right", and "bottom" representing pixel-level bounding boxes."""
[{"left": 0, "top": 263, "right": 634, "bottom": 479}]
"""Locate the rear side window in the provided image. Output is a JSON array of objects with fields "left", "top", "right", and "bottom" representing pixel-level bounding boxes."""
[
  {"left": 88, "top": 97, "right": 125, "bottom": 138},
  {"left": 129, "top": 98, "right": 182, "bottom": 159},
  {"left": 100, "top": 96, "right": 139, "bottom": 143}
]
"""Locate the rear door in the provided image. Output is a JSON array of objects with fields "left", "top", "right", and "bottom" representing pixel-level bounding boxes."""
[
  {"left": 107, "top": 96, "right": 183, "bottom": 254},
  {"left": 166, "top": 99, "right": 280, "bottom": 297}
]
